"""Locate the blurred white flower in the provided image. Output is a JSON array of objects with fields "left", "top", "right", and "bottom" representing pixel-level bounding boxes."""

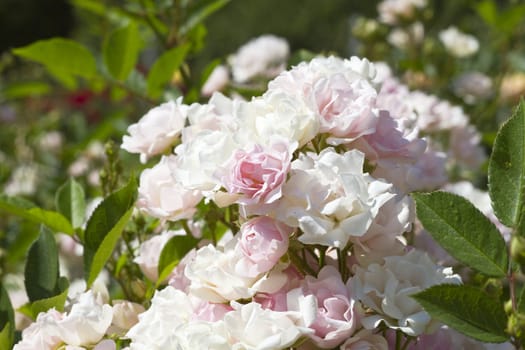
[
  {"left": 201, "top": 65, "right": 230, "bottom": 97},
  {"left": 452, "top": 71, "right": 493, "bottom": 104},
  {"left": 4, "top": 164, "right": 39, "bottom": 196},
  {"left": 378, "top": 0, "right": 427, "bottom": 24},
  {"left": 228, "top": 35, "right": 289, "bottom": 83},
  {"left": 439, "top": 26, "right": 479, "bottom": 58}
]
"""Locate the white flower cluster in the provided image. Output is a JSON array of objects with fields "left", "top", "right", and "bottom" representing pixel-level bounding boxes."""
[{"left": 16, "top": 55, "right": 486, "bottom": 349}]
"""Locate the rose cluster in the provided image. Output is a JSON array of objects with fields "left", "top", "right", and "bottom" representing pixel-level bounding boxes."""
[{"left": 15, "top": 55, "right": 492, "bottom": 349}]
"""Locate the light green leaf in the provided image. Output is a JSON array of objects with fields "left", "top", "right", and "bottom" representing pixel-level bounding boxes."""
[
  {"left": 25, "top": 227, "right": 60, "bottom": 302},
  {"left": 146, "top": 43, "right": 191, "bottom": 98},
  {"left": 2, "top": 81, "right": 51, "bottom": 99},
  {"left": 0, "top": 284, "right": 14, "bottom": 349},
  {"left": 474, "top": 0, "right": 498, "bottom": 27},
  {"left": 0, "top": 194, "right": 74, "bottom": 235},
  {"left": 12, "top": 38, "right": 96, "bottom": 89},
  {"left": 84, "top": 178, "right": 137, "bottom": 287},
  {"left": 413, "top": 284, "right": 508, "bottom": 343},
  {"left": 56, "top": 178, "right": 86, "bottom": 229},
  {"left": 103, "top": 22, "right": 142, "bottom": 81},
  {"left": 518, "top": 285, "right": 525, "bottom": 314},
  {"left": 179, "top": 0, "right": 231, "bottom": 36},
  {"left": 414, "top": 191, "right": 508, "bottom": 277},
  {"left": 156, "top": 234, "right": 198, "bottom": 285},
  {"left": 488, "top": 100, "right": 525, "bottom": 230}
]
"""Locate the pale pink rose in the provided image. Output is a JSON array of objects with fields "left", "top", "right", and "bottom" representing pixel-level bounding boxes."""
[
  {"left": 137, "top": 156, "right": 202, "bottom": 221},
  {"left": 134, "top": 230, "right": 182, "bottom": 281},
  {"left": 340, "top": 329, "right": 388, "bottom": 349},
  {"left": 287, "top": 266, "right": 360, "bottom": 348},
  {"left": 168, "top": 249, "right": 197, "bottom": 292},
  {"left": 352, "top": 110, "right": 426, "bottom": 163},
  {"left": 378, "top": 0, "right": 427, "bottom": 24},
  {"left": 201, "top": 65, "right": 230, "bottom": 97},
  {"left": 234, "top": 216, "right": 292, "bottom": 277},
  {"left": 122, "top": 98, "right": 187, "bottom": 163},
  {"left": 352, "top": 249, "right": 461, "bottom": 336},
  {"left": 351, "top": 193, "right": 413, "bottom": 265},
  {"left": 313, "top": 74, "right": 378, "bottom": 141},
  {"left": 254, "top": 265, "right": 303, "bottom": 312},
  {"left": 191, "top": 298, "right": 233, "bottom": 322},
  {"left": 94, "top": 340, "right": 117, "bottom": 350},
  {"left": 109, "top": 300, "right": 146, "bottom": 334},
  {"left": 14, "top": 309, "right": 64, "bottom": 350},
  {"left": 219, "top": 139, "right": 294, "bottom": 206}
]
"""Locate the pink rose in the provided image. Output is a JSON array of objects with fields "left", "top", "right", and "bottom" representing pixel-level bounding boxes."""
[
  {"left": 234, "top": 216, "right": 292, "bottom": 277},
  {"left": 220, "top": 140, "right": 293, "bottom": 206},
  {"left": 287, "top": 266, "right": 360, "bottom": 349},
  {"left": 191, "top": 298, "right": 233, "bottom": 322},
  {"left": 313, "top": 74, "right": 378, "bottom": 141}
]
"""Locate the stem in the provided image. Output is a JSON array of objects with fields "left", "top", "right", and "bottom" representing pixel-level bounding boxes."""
[
  {"left": 138, "top": 0, "right": 168, "bottom": 48},
  {"left": 395, "top": 330, "right": 402, "bottom": 350}
]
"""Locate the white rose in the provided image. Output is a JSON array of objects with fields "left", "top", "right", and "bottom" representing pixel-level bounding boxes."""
[
  {"left": 56, "top": 291, "right": 113, "bottom": 346},
  {"left": 185, "top": 244, "right": 262, "bottom": 303},
  {"left": 378, "top": 0, "right": 427, "bottom": 24},
  {"left": 174, "top": 129, "right": 240, "bottom": 192},
  {"left": 127, "top": 286, "right": 195, "bottom": 350},
  {"left": 277, "top": 148, "right": 395, "bottom": 248},
  {"left": 137, "top": 156, "right": 202, "bottom": 221},
  {"left": 122, "top": 98, "right": 187, "bottom": 163},
  {"left": 224, "top": 302, "right": 312, "bottom": 350},
  {"left": 13, "top": 309, "right": 63, "bottom": 350},
  {"left": 171, "top": 320, "right": 230, "bottom": 350},
  {"left": 351, "top": 249, "right": 461, "bottom": 336}
]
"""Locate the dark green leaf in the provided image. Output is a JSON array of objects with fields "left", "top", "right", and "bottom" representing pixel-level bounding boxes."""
[
  {"left": 146, "top": 43, "right": 191, "bottom": 98},
  {"left": 0, "top": 194, "right": 74, "bottom": 235},
  {"left": 413, "top": 284, "right": 508, "bottom": 343},
  {"left": 157, "top": 234, "right": 198, "bottom": 285},
  {"left": 25, "top": 227, "right": 60, "bottom": 302},
  {"left": 56, "top": 178, "right": 86, "bottom": 229},
  {"left": 12, "top": 38, "right": 96, "bottom": 89},
  {"left": 0, "top": 284, "right": 14, "bottom": 349},
  {"left": 103, "top": 22, "right": 142, "bottom": 81},
  {"left": 414, "top": 191, "right": 508, "bottom": 277},
  {"left": 84, "top": 177, "right": 137, "bottom": 287},
  {"left": 28, "top": 278, "right": 69, "bottom": 319},
  {"left": 488, "top": 100, "right": 525, "bottom": 230}
]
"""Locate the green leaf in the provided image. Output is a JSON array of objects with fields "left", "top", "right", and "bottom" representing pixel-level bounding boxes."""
[
  {"left": 156, "top": 234, "right": 198, "bottom": 285},
  {"left": 0, "top": 194, "right": 74, "bottom": 235},
  {"left": 28, "top": 278, "right": 69, "bottom": 319},
  {"left": 146, "top": 43, "right": 191, "bottom": 98},
  {"left": 179, "top": 0, "right": 231, "bottom": 36},
  {"left": 475, "top": 0, "right": 498, "bottom": 27},
  {"left": 414, "top": 191, "right": 508, "bottom": 277},
  {"left": 103, "top": 22, "right": 142, "bottom": 81},
  {"left": 413, "top": 284, "right": 508, "bottom": 343},
  {"left": 12, "top": 38, "right": 96, "bottom": 89},
  {"left": 518, "top": 285, "right": 525, "bottom": 314},
  {"left": 0, "top": 284, "right": 14, "bottom": 349},
  {"left": 2, "top": 81, "right": 51, "bottom": 99},
  {"left": 25, "top": 227, "right": 60, "bottom": 302},
  {"left": 84, "top": 177, "right": 137, "bottom": 287},
  {"left": 56, "top": 178, "right": 86, "bottom": 229},
  {"left": 489, "top": 100, "right": 525, "bottom": 230}
]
